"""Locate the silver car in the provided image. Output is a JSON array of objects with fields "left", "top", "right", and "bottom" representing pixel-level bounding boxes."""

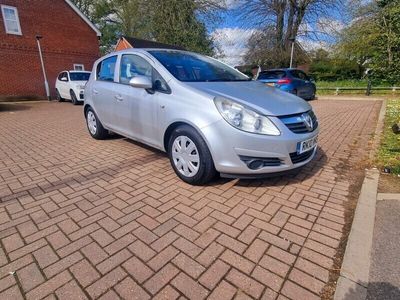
[{"left": 84, "top": 49, "right": 319, "bottom": 184}]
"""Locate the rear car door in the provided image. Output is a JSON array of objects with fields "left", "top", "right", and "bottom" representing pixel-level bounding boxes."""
[
  {"left": 91, "top": 55, "right": 118, "bottom": 129},
  {"left": 290, "top": 70, "right": 307, "bottom": 96},
  {"left": 297, "top": 70, "right": 315, "bottom": 99}
]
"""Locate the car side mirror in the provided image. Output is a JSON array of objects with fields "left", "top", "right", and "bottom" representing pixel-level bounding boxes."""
[
  {"left": 61, "top": 77, "right": 68, "bottom": 82},
  {"left": 129, "top": 76, "right": 152, "bottom": 89}
]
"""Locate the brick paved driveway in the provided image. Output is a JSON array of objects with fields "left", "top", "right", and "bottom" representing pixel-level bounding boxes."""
[{"left": 0, "top": 100, "right": 380, "bottom": 300}]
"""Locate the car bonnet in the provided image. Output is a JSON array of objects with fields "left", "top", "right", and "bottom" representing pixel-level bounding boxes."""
[{"left": 184, "top": 80, "right": 311, "bottom": 116}]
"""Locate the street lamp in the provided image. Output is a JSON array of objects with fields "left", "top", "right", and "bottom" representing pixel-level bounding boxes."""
[
  {"left": 35, "top": 35, "right": 51, "bottom": 101},
  {"left": 289, "top": 37, "right": 295, "bottom": 68}
]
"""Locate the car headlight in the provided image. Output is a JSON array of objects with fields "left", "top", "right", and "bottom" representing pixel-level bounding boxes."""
[
  {"left": 77, "top": 85, "right": 85, "bottom": 89},
  {"left": 214, "top": 97, "right": 280, "bottom": 135}
]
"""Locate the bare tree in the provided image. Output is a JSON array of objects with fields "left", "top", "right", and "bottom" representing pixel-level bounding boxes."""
[{"left": 239, "top": 0, "right": 341, "bottom": 66}]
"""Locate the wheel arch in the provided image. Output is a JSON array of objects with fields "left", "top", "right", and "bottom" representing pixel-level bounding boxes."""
[
  {"left": 163, "top": 121, "right": 188, "bottom": 152},
  {"left": 162, "top": 121, "right": 213, "bottom": 154},
  {"left": 83, "top": 104, "right": 91, "bottom": 118}
]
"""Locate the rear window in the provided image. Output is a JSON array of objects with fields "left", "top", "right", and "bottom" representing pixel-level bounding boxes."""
[
  {"left": 258, "top": 71, "right": 286, "bottom": 80},
  {"left": 69, "top": 72, "right": 90, "bottom": 81}
]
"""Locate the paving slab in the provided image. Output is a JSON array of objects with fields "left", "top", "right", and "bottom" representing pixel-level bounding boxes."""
[{"left": 0, "top": 100, "right": 381, "bottom": 299}]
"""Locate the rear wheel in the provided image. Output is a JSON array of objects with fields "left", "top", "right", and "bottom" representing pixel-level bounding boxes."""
[
  {"left": 168, "top": 125, "right": 216, "bottom": 185},
  {"left": 70, "top": 90, "right": 78, "bottom": 105},
  {"left": 56, "top": 89, "right": 64, "bottom": 102},
  {"left": 86, "top": 108, "right": 108, "bottom": 140}
]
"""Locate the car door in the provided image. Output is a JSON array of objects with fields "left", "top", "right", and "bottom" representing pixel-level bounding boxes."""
[
  {"left": 290, "top": 70, "right": 307, "bottom": 96},
  {"left": 298, "top": 70, "right": 315, "bottom": 98},
  {"left": 91, "top": 55, "right": 118, "bottom": 129},
  {"left": 114, "top": 53, "right": 168, "bottom": 147}
]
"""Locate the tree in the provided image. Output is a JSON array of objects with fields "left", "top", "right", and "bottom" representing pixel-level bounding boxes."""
[
  {"left": 335, "top": 0, "right": 400, "bottom": 83},
  {"left": 148, "top": 0, "right": 215, "bottom": 55},
  {"left": 71, "top": 0, "right": 222, "bottom": 55},
  {"left": 239, "top": 0, "right": 340, "bottom": 66}
]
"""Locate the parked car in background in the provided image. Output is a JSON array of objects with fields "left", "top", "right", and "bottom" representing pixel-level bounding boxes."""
[
  {"left": 84, "top": 49, "right": 319, "bottom": 184},
  {"left": 55, "top": 71, "right": 91, "bottom": 104},
  {"left": 257, "top": 69, "right": 316, "bottom": 100}
]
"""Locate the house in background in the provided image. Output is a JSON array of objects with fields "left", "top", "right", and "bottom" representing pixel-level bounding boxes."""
[
  {"left": 115, "top": 36, "right": 185, "bottom": 51},
  {"left": 0, "top": 0, "right": 101, "bottom": 101}
]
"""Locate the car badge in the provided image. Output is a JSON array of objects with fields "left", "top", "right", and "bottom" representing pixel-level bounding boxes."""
[{"left": 302, "top": 113, "right": 313, "bottom": 131}]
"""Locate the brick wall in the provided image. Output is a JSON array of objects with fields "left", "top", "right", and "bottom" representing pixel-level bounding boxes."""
[{"left": 0, "top": 0, "right": 100, "bottom": 100}]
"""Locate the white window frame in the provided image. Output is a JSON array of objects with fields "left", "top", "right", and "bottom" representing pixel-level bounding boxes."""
[
  {"left": 1, "top": 5, "right": 22, "bottom": 35},
  {"left": 73, "top": 64, "right": 85, "bottom": 71}
]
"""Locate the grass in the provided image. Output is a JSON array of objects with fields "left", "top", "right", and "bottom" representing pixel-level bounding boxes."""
[
  {"left": 376, "top": 99, "right": 400, "bottom": 174},
  {"left": 315, "top": 80, "right": 400, "bottom": 96}
]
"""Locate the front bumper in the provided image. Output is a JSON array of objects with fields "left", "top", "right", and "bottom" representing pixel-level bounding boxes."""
[{"left": 201, "top": 118, "right": 319, "bottom": 175}]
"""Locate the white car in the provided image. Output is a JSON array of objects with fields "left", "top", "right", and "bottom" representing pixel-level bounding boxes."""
[{"left": 55, "top": 71, "right": 91, "bottom": 104}]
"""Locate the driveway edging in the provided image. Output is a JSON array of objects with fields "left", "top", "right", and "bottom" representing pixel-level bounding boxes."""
[{"left": 334, "top": 168, "right": 379, "bottom": 300}]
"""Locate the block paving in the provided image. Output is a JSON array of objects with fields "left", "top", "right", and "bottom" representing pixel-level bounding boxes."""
[{"left": 0, "top": 100, "right": 381, "bottom": 299}]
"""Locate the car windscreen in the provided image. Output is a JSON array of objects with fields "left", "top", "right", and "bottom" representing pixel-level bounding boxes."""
[
  {"left": 258, "top": 71, "right": 286, "bottom": 80},
  {"left": 148, "top": 51, "right": 250, "bottom": 82},
  {"left": 70, "top": 72, "right": 90, "bottom": 81}
]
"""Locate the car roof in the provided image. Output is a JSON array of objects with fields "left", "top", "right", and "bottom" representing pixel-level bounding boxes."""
[
  {"left": 68, "top": 70, "right": 91, "bottom": 73},
  {"left": 107, "top": 48, "right": 196, "bottom": 58}
]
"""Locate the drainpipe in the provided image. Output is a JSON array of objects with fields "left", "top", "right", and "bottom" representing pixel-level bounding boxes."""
[{"left": 35, "top": 35, "right": 51, "bottom": 101}]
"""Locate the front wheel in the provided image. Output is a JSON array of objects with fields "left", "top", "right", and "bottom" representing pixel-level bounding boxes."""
[
  {"left": 86, "top": 108, "right": 108, "bottom": 140},
  {"left": 70, "top": 90, "right": 78, "bottom": 105},
  {"left": 168, "top": 125, "right": 216, "bottom": 185}
]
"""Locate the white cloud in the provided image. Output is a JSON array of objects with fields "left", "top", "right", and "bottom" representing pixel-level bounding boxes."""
[
  {"left": 316, "top": 18, "right": 346, "bottom": 36},
  {"left": 211, "top": 27, "right": 257, "bottom": 66},
  {"left": 297, "top": 37, "right": 330, "bottom": 51},
  {"left": 224, "top": 0, "right": 241, "bottom": 9}
]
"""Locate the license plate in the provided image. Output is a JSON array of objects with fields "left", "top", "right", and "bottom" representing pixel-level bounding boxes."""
[
  {"left": 266, "top": 83, "right": 274, "bottom": 87},
  {"left": 297, "top": 136, "right": 318, "bottom": 154}
]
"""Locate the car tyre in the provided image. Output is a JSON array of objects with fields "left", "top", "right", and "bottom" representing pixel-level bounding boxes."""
[
  {"left": 86, "top": 108, "right": 108, "bottom": 140},
  {"left": 168, "top": 125, "right": 216, "bottom": 185},
  {"left": 70, "top": 90, "right": 78, "bottom": 105},
  {"left": 56, "top": 89, "right": 64, "bottom": 102}
]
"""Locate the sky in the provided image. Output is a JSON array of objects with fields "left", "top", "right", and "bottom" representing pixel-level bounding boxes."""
[{"left": 211, "top": 0, "right": 348, "bottom": 66}]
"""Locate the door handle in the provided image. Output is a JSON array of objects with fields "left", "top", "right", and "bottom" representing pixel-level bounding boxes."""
[
  {"left": 114, "top": 95, "right": 123, "bottom": 101},
  {"left": 93, "top": 89, "right": 99, "bottom": 94}
]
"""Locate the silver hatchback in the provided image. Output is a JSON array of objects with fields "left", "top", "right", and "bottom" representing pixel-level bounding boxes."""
[{"left": 84, "top": 49, "right": 319, "bottom": 184}]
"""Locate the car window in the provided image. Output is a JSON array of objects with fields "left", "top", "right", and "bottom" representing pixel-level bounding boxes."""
[
  {"left": 120, "top": 54, "right": 170, "bottom": 93},
  {"left": 258, "top": 71, "right": 286, "bottom": 80},
  {"left": 97, "top": 56, "right": 117, "bottom": 82},
  {"left": 58, "top": 72, "right": 68, "bottom": 82},
  {"left": 120, "top": 54, "right": 152, "bottom": 84},
  {"left": 149, "top": 50, "right": 250, "bottom": 82},
  {"left": 70, "top": 72, "right": 90, "bottom": 81},
  {"left": 290, "top": 70, "right": 308, "bottom": 80},
  {"left": 298, "top": 71, "right": 309, "bottom": 80}
]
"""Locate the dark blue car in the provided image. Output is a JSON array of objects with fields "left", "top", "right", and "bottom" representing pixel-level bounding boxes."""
[{"left": 257, "top": 69, "right": 316, "bottom": 100}]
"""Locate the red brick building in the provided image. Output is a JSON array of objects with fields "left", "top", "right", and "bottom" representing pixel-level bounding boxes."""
[
  {"left": 0, "top": 0, "right": 101, "bottom": 100},
  {"left": 115, "top": 36, "right": 185, "bottom": 52}
]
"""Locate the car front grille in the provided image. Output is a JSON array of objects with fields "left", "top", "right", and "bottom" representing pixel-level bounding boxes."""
[
  {"left": 279, "top": 110, "right": 318, "bottom": 134},
  {"left": 290, "top": 148, "right": 315, "bottom": 164}
]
